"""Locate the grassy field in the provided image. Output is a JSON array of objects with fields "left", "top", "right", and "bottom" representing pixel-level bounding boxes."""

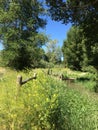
[{"left": 0, "top": 67, "right": 98, "bottom": 130}]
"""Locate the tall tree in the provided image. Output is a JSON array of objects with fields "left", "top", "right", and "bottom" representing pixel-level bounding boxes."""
[
  {"left": 62, "top": 26, "right": 88, "bottom": 70},
  {"left": 0, "top": 0, "right": 47, "bottom": 70},
  {"left": 46, "top": 0, "right": 98, "bottom": 69}
]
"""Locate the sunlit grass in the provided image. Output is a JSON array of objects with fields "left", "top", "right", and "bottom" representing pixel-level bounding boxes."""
[{"left": 0, "top": 67, "right": 98, "bottom": 130}]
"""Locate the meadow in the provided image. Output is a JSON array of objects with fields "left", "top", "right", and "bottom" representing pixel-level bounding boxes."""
[{"left": 0, "top": 67, "right": 98, "bottom": 130}]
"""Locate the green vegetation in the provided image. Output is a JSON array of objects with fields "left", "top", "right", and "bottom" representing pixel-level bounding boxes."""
[
  {"left": 0, "top": 0, "right": 98, "bottom": 71},
  {"left": 0, "top": 1, "right": 98, "bottom": 129},
  {"left": 46, "top": 0, "right": 98, "bottom": 49},
  {"left": 0, "top": 0, "right": 48, "bottom": 70},
  {"left": 45, "top": 40, "right": 62, "bottom": 65},
  {"left": 47, "top": 0, "right": 98, "bottom": 70},
  {"left": 0, "top": 68, "right": 98, "bottom": 130},
  {"left": 62, "top": 26, "right": 88, "bottom": 70}
]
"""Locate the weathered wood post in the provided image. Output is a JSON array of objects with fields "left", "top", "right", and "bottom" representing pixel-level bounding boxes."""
[
  {"left": 16, "top": 75, "right": 22, "bottom": 100},
  {"left": 47, "top": 69, "right": 52, "bottom": 75},
  {"left": 17, "top": 75, "right": 22, "bottom": 87},
  {"left": 17, "top": 73, "right": 37, "bottom": 87},
  {"left": 60, "top": 74, "right": 64, "bottom": 80}
]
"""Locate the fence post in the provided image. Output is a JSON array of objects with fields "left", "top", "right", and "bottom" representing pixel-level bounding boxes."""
[
  {"left": 17, "top": 75, "right": 22, "bottom": 86},
  {"left": 17, "top": 73, "right": 37, "bottom": 87}
]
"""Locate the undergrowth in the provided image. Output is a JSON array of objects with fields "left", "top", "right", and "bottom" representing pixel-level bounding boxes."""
[{"left": 0, "top": 68, "right": 98, "bottom": 130}]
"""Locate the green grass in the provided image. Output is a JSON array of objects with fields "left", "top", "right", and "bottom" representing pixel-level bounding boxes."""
[{"left": 0, "top": 68, "right": 98, "bottom": 130}]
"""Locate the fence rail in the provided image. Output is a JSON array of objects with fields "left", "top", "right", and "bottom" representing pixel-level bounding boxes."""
[{"left": 17, "top": 73, "right": 37, "bottom": 86}]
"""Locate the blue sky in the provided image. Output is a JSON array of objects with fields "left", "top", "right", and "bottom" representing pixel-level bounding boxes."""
[{"left": 42, "top": 17, "right": 72, "bottom": 47}]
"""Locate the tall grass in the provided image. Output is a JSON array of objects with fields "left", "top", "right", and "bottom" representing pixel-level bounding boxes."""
[{"left": 0, "top": 68, "right": 98, "bottom": 130}]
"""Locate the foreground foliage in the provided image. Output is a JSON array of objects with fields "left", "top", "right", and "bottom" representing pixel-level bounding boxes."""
[{"left": 0, "top": 68, "right": 98, "bottom": 130}]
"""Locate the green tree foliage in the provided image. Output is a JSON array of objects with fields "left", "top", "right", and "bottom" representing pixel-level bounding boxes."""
[
  {"left": 46, "top": 0, "right": 98, "bottom": 24},
  {"left": 0, "top": 0, "right": 48, "bottom": 70},
  {"left": 46, "top": 0, "right": 98, "bottom": 68},
  {"left": 62, "top": 26, "right": 88, "bottom": 70},
  {"left": 45, "top": 40, "right": 62, "bottom": 65}
]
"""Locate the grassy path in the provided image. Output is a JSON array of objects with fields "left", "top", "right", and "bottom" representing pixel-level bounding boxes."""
[
  {"left": 64, "top": 80, "right": 98, "bottom": 101},
  {"left": 51, "top": 73, "right": 98, "bottom": 101}
]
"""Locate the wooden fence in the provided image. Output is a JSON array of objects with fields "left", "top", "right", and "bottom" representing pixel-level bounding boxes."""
[{"left": 17, "top": 73, "right": 37, "bottom": 86}]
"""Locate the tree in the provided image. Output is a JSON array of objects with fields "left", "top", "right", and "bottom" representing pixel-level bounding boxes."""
[
  {"left": 62, "top": 26, "right": 88, "bottom": 70},
  {"left": 45, "top": 39, "right": 62, "bottom": 64},
  {"left": 46, "top": 0, "right": 98, "bottom": 24},
  {"left": 0, "top": 0, "right": 48, "bottom": 70},
  {"left": 46, "top": 0, "right": 98, "bottom": 69}
]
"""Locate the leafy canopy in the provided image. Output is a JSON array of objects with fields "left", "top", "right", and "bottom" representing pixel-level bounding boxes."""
[{"left": 0, "top": 0, "right": 48, "bottom": 70}]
